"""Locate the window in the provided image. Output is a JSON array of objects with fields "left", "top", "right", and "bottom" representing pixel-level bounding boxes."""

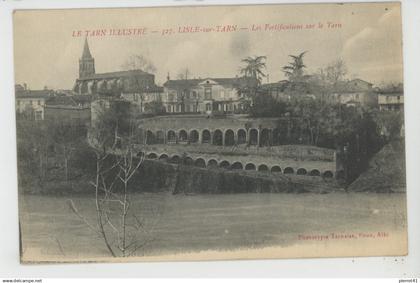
[
  {"left": 204, "top": 88, "right": 212, "bottom": 100},
  {"left": 37, "top": 100, "right": 41, "bottom": 106},
  {"left": 34, "top": 110, "right": 43, "bottom": 121},
  {"left": 206, "top": 103, "right": 212, "bottom": 111},
  {"left": 192, "top": 91, "right": 197, "bottom": 99}
]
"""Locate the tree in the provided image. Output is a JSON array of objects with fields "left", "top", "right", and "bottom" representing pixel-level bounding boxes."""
[
  {"left": 16, "top": 120, "right": 49, "bottom": 186},
  {"left": 122, "top": 55, "right": 156, "bottom": 73},
  {"left": 47, "top": 120, "right": 81, "bottom": 181},
  {"left": 144, "top": 100, "right": 166, "bottom": 114},
  {"left": 249, "top": 94, "right": 287, "bottom": 117},
  {"left": 282, "top": 51, "right": 307, "bottom": 82},
  {"left": 176, "top": 67, "right": 191, "bottom": 80},
  {"left": 70, "top": 104, "right": 155, "bottom": 257},
  {"left": 240, "top": 55, "right": 267, "bottom": 85},
  {"left": 324, "top": 59, "right": 348, "bottom": 85},
  {"left": 121, "top": 55, "right": 157, "bottom": 110}
]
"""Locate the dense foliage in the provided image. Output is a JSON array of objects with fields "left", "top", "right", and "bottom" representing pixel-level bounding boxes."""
[
  {"left": 249, "top": 94, "right": 404, "bottom": 183},
  {"left": 16, "top": 120, "right": 95, "bottom": 193}
]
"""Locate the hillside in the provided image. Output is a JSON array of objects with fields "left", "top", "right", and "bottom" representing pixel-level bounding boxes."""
[{"left": 348, "top": 139, "right": 406, "bottom": 193}]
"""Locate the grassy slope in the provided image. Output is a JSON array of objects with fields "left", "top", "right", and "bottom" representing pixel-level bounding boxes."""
[{"left": 348, "top": 139, "right": 406, "bottom": 193}]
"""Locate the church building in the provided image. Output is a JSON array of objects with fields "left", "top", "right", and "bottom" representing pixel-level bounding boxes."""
[{"left": 73, "top": 38, "right": 162, "bottom": 98}]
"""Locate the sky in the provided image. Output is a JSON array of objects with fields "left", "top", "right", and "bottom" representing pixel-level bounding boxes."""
[{"left": 13, "top": 2, "right": 403, "bottom": 90}]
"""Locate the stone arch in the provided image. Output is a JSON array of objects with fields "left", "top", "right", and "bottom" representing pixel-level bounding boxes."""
[
  {"left": 146, "top": 130, "right": 156, "bottom": 145},
  {"left": 323, "top": 171, "right": 334, "bottom": 178},
  {"left": 202, "top": 129, "right": 211, "bottom": 144},
  {"left": 271, "top": 166, "right": 281, "bottom": 173},
  {"left": 219, "top": 160, "right": 230, "bottom": 169},
  {"left": 183, "top": 157, "right": 194, "bottom": 166},
  {"left": 284, "top": 167, "right": 294, "bottom": 174},
  {"left": 260, "top": 128, "right": 271, "bottom": 146},
  {"left": 97, "top": 80, "right": 107, "bottom": 92},
  {"left": 249, "top": 129, "right": 258, "bottom": 145},
  {"left": 237, "top": 129, "right": 247, "bottom": 144},
  {"left": 167, "top": 130, "right": 176, "bottom": 143},
  {"left": 207, "top": 159, "right": 218, "bottom": 168},
  {"left": 258, "top": 164, "right": 269, "bottom": 171},
  {"left": 213, "top": 129, "right": 223, "bottom": 146},
  {"left": 87, "top": 81, "right": 95, "bottom": 94},
  {"left": 309, "top": 169, "right": 321, "bottom": 176},
  {"left": 224, "top": 129, "right": 235, "bottom": 146},
  {"left": 156, "top": 130, "right": 165, "bottom": 144},
  {"left": 189, "top": 130, "right": 199, "bottom": 143},
  {"left": 272, "top": 128, "right": 280, "bottom": 146},
  {"left": 179, "top": 130, "right": 188, "bottom": 142},
  {"left": 159, "top": 154, "right": 169, "bottom": 161},
  {"left": 194, "top": 158, "right": 206, "bottom": 168},
  {"left": 231, "top": 161, "right": 243, "bottom": 170},
  {"left": 170, "top": 155, "right": 181, "bottom": 164},
  {"left": 147, "top": 152, "right": 158, "bottom": 159},
  {"left": 297, "top": 168, "right": 307, "bottom": 175},
  {"left": 245, "top": 163, "right": 256, "bottom": 170}
]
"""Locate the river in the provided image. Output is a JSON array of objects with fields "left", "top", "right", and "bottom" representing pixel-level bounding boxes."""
[{"left": 19, "top": 192, "right": 407, "bottom": 262}]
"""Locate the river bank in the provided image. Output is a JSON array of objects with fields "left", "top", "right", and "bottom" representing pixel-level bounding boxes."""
[{"left": 20, "top": 159, "right": 343, "bottom": 196}]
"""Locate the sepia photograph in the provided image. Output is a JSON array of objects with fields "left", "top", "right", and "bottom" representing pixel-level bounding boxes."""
[{"left": 13, "top": 2, "right": 407, "bottom": 263}]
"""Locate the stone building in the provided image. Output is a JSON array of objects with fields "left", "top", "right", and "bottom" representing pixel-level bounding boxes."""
[
  {"left": 73, "top": 38, "right": 162, "bottom": 100},
  {"left": 260, "top": 79, "right": 320, "bottom": 101},
  {"left": 162, "top": 77, "right": 257, "bottom": 114},
  {"left": 377, "top": 83, "right": 404, "bottom": 111},
  {"left": 261, "top": 78, "right": 378, "bottom": 108},
  {"left": 325, "top": 79, "right": 377, "bottom": 107},
  {"left": 15, "top": 84, "right": 54, "bottom": 120}
]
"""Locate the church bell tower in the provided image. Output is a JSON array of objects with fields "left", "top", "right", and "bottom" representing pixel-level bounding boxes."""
[{"left": 79, "top": 37, "right": 95, "bottom": 78}]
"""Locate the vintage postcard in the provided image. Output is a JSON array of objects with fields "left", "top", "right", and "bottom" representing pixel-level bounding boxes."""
[{"left": 13, "top": 2, "right": 406, "bottom": 263}]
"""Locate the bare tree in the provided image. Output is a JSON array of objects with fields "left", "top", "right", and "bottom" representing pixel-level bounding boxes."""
[
  {"left": 47, "top": 120, "right": 81, "bottom": 181},
  {"left": 69, "top": 104, "right": 156, "bottom": 257},
  {"left": 121, "top": 55, "right": 157, "bottom": 113},
  {"left": 324, "top": 59, "right": 348, "bottom": 85},
  {"left": 176, "top": 67, "right": 191, "bottom": 80},
  {"left": 122, "top": 54, "right": 157, "bottom": 74}
]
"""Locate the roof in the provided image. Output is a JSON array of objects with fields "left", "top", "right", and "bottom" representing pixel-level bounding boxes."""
[
  {"left": 261, "top": 80, "right": 289, "bottom": 91},
  {"left": 16, "top": 89, "right": 54, "bottom": 99},
  {"left": 46, "top": 95, "right": 93, "bottom": 107},
  {"left": 77, "top": 69, "right": 153, "bottom": 81},
  {"left": 261, "top": 80, "right": 325, "bottom": 95},
  {"left": 81, "top": 38, "right": 93, "bottom": 59},
  {"left": 163, "top": 76, "right": 258, "bottom": 89},
  {"left": 349, "top": 78, "right": 372, "bottom": 86},
  {"left": 377, "top": 83, "right": 404, "bottom": 95},
  {"left": 331, "top": 79, "right": 373, "bottom": 93}
]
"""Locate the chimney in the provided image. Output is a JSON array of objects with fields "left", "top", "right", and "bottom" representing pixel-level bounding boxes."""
[{"left": 166, "top": 72, "right": 170, "bottom": 81}]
